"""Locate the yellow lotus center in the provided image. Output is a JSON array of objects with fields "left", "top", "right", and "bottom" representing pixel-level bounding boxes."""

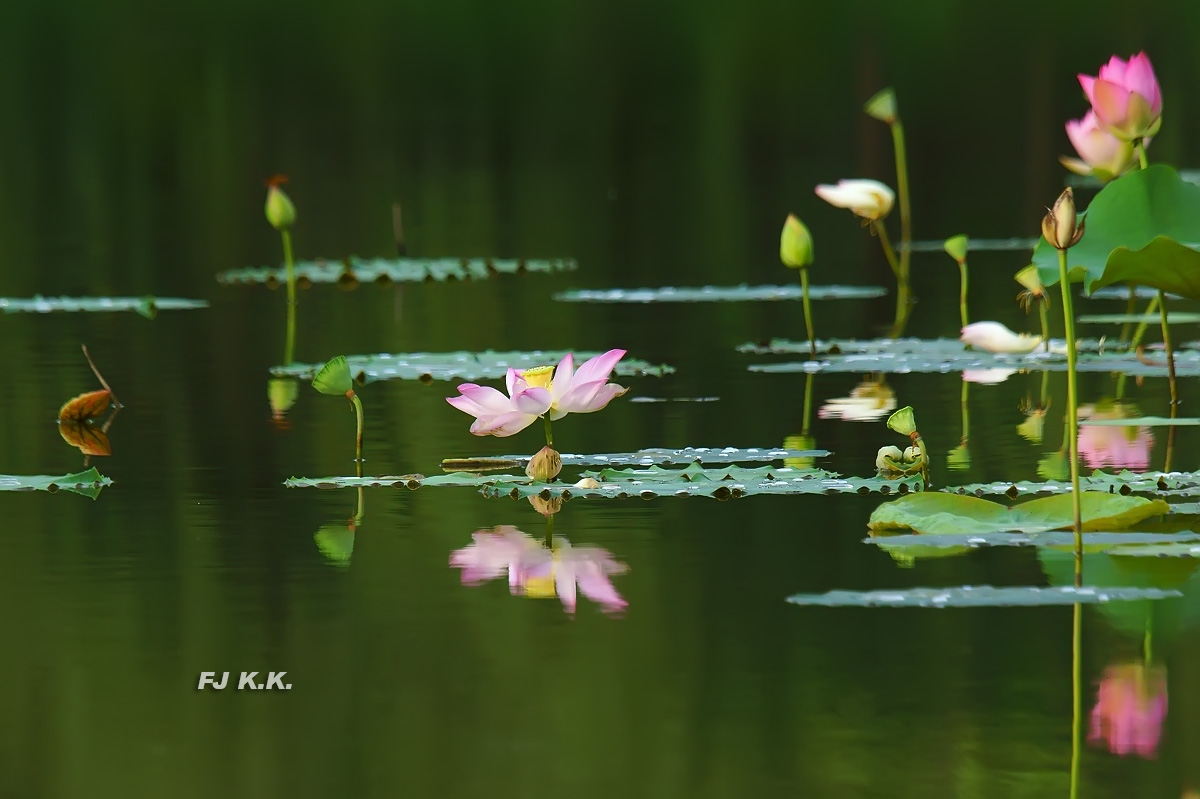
[
  {"left": 523, "top": 572, "right": 557, "bottom": 599},
  {"left": 521, "top": 365, "right": 554, "bottom": 389}
]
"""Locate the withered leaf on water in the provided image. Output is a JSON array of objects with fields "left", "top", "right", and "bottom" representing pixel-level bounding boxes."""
[
  {"left": 58, "top": 389, "right": 112, "bottom": 422},
  {"left": 58, "top": 421, "right": 112, "bottom": 457}
]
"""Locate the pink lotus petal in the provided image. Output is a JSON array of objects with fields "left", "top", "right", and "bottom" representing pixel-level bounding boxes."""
[
  {"left": 511, "top": 386, "right": 552, "bottom": 416},
  {"left": 554, "top": 564, "right": 578, "bottom": 614},
  {"left": 555, "top": 378, "right": 620, "bottom": 414},
  {"left": 1078, "top": 73, "right": 1096, "bottom": 104},
  {"left": 1125, "top": 52, "right": 1162, "bottom": 113},
  {"left": 575, "top": 562, "right": 627, "bottom": 613},
  {"left": 1091, "top": 79, "right": 1133, "bottom": 131},
  {"left": 447, "top": 383, "right": 514, "bottom": 418},
  {"left": 571, "top": 349, "right": 626, "bottom": 386},
  {"left": 551, "top": 353, "right": 575, "bottom": 397},
  {"left": 470, "top": 410, "right": 538, "bottom": 437}
]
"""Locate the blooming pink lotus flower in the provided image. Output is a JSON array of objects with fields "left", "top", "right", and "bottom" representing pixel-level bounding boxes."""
[
  {"left": 521, "top": 537, "right": 629, "bottom": 615},
  {"left": 450, "top": 526, "right": 546, "bottom": 590},
  {"left": 1061, "top": 111, "right": 1137, "bottom": 180},
  {"left": 1079, "top": 52, "right": 1163, "bottom": 141},
  {"left": 1077, "top": 401, "right": 1154, "bottom": 471},
  {"left": 814, "top": 179, "right": 895, "bottom": 221},
  {"left": 1088, "top": 662, "right": 1167, "bottom": 758},
  {"left": 446, "top": 350, "right": 628, "bottom": 437}
]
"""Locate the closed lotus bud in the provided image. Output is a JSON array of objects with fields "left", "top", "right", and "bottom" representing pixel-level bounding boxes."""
[
  {"left": 528, "top": 495, "right": 563, "bottom": 517},
  {"left": 525, "top": 446, "right": 563, "bottom": 482},
  {"left": 780, "top": 214, "right": 814, "bottom": 269},
  {"left": 265, "top": 184, "right": 297, "bottom": 231},
  {"left": 943, "top": 234, "right": 969, "bottom": 265},
  {"left": 1042, "top": 187, "right": 1084, "bottom": 250}
]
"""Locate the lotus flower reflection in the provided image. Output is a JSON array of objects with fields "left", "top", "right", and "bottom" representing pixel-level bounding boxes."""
[
  {"left": 450, "top": 528, "right": 628, "bottom": 615},
  {"left": 446, "top": 349, "right": 628, "bottom": 437},
  {"left": 1088, "top": 662, "right": 1167, "bottom": 758},
  {"left": 1078, "top": 401, "right": 1154, "bottom": 471}
]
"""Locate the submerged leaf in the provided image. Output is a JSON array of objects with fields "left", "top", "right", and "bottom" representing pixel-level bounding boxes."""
[
  {"left": 868, "top": 492, "right": 1169, "bottom": 535},
  {"left": 786, "top": 585, "right": 1182, "bottom": 608},
  {"left": 0, "top": 296, "right": 208, "bottom": 314},
  {"left": 554, "top": 284, "right": 886, "bottom": 303}
]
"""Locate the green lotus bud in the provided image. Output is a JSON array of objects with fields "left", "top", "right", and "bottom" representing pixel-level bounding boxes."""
[
  {"left": 525, "top": 446, "right": 563, "bottom": 482},
  {"left": 864, "top": 87, "right": 897, "bottom": 124},
  {"left": 265, "top": 182, "right": 297, "bottom": 231},
  {"left": 1041, "top": 187, "right": 1084, "bottom": 250},
  {"left": 875, "top": 445, "right": 905, "bottom": 473},
  {"left": 887, "top": 406, "right": 917, "bottom": 437},
  {"left": 779, "top": 214, "right": 814, "bottom": 269},
  {"left": 943, "top": 234, "right": 969, "bottom": 265}
]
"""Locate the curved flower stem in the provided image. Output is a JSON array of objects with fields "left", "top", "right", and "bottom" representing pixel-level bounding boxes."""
[
  {"left": 1038, "top": 300, "right": 1051, "bottom": 353},
  {"left": 1118, "top": 293, "right": 1162, "bottom": 401},
  {"left": 353, "top": 485, "right": 365, "bottom": 527},
  {"left": 1069, "top": 600, "right": 1082, "bottom": 799},
  {"left": 1057, "top": 249, "right": 1082, "bottom": 560},
  {"left": 1135, "top": 141, "right": 1149, "bottom": 170},
  {"left": 543, "top": 415, "right": 554, "bottom": 448},
  {"left": 891, "top": 120, "right": 912, "bottom": 291},
  {"left": 282, "top": 229, "right": 297, "bottom": 365},
  {"left": 1119, "top": 285, "right": 1137, "bottom": 343},
  {"left": 872, "top": 222, "right": 910, "bottom": 337},
  {"left": 800, "top": 268, "right": 816, "bottom": 358},
  {"left": 348, "top": 392, "right": 364, "bottom": 477},
  {"left": 910, "top": 431, "right": 931, "bottom": 488},
  {"left": 958, "top": 261, "right": 969, "bottom": 328},
  {"left": 872, "top": 221, "right": 902, "bottom": 278}
]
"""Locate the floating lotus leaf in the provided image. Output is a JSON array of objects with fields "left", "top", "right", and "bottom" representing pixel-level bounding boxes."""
[
  {"left": 1078, "top": 312, "right": 1200, "bottom": 324},
  {"left": 738, "top": 337, "right": 1112, "bottom": 356},
  {"left": 270, "top": 350, "right": 672, "bottom": 383},
  {"left": 945, "top": 470, "right": 1200, "bottom": 498},
  {"left": 442, "top": 446, "right": 831, "bottom": 471},
  {"left": 1080, "top": 416, "right": 1199, "bottom": 427},
  {"left": 1088, "top": 286, "right": 1185, "bottom": 300},
  {"left": 868, "top": 492, "right": 1169, "bottom": 535},
  {"left": 554, "top": 284, "right": 886, "bottom": 303},
  {"left": 1107, "top": 543, "right": 1200, "bottom": 558},
  {"left": 1033, "top": 166, "right": 1200, "bottom": 298},
  {"left": 0, "top": 468, "right": 112, "bottom": 499},
  {"left": 285, "top": 467, "right": 926, "bottom": 499},
  {"left": 217, "top": 256, "right": 577, "bottom": 287},
  {"left": 0, "top": 296, "right": 208, "bottom": 317},
  {"left": 867, "top": 531, "right": 1199, "bottom": 550},
  {"left": 902, "top": 237, "right": 1038, "bottom": 253},
  {"left": 627, "top": 396, "right": 720, "bottom": 403},
  {"left": 785, "top": 585, "right": 1182, "bottom": 608}
]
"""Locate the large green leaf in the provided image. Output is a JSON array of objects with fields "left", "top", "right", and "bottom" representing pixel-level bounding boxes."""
[
  {"left": 946, "top": 470, "right": 1200, "bottom": 498},
  {"left": 869, "top": 492, "right": 1169, "bottom": 535},
  {"left": 868, "top": 531, "right": 1200, "bottom": 550},
  {"left": 217, "top": 256, "right": 577, "bottom": 286},
  {"left": 0, "top": 468, "right": 112, "bottom": 499},
  {"left": 270, "top": 350, "right": 673, "bottom": 383},
  {"left": 554, "top": 284, "right": 886, "bottom": 303},
  {"left": 786, "top": 585, "right": 1181, "bottom": 608},
  {"left": 1033, "top": 165, "right": 1200, "bottom": 297}
]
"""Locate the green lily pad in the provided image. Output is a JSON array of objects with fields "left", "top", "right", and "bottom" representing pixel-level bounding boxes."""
[
  {"left": 627, "top": 396, "right": 720, "bottom": 403},
  {"left": 901, "top": 237, "right": 1038, "bottom": 253},
  {"left": 1078, "top": 313, "right": 1200, "bottom": 324},
  {"left": 945, "top": 470, "right": 1200, "bottom": 499},
  {"left": 554, "top": 284, "right": 886, "bottom": 303},
  {"left": 284, "top": 467, "right": 927, "bottom": 499},
  {"left": 217, "top": 256, "right": 577, "bottom": 286},
  {"left": 785, "top": 585, "right": 1182, "bottom": 608},
  {"left": 1090, "top": 286, "right": 1185, "bottom": 300},
  {"left": 270, "top": 350, "right": 673, "bottom": 383},
  {"left": 0, "top": 468, "right": 112, "bottom": 499},
  {"left": 1033, "top": 165, "right": 1200, "bottom": 298},
  {"left": 0, "top": 296, "right": 208, "bottom": 317},
  {"left": 1107, "top": 543, "right": 1200, "bottom": 558},
  {"left": 868, "top": 492, "right": 1169, "bottom": 535},
  {"left": 443, "top": 446, "right": 831, "bottom": 470},
  {"left": 1080, "top": 416, "right": 1199, "bottom": 426},
  {"left": 867, "top": 531, "right": 1200, "bottom": 549}
]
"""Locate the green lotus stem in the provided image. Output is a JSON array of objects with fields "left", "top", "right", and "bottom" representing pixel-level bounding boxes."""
[
  {"left": 1135, "top": 141, "right": 1149, "bottom": 170},
  {"left": 872, "top": 221, "right": 902, "bottom": 279},
  {"left": 1039, "top": 301, "right": 1051, "bottom": 353},
  {"left": 1069, "top": 601, "right": 1082, "bottom": 799},
  {"left": 1158, "top": 290, "right": 1180, "bottom": 473},
  {"left": 801, "top": 373, "right": 814, "bottom": 436},
  {"left": 872, "top": 222, "right": 910, "bottom": 337},
  {"left": 890, "top": 119, "right": 912, "bottom": 294},
  {"left": 1057, "top": 248, "right": 1082, "bottom": 555},
  {"left": 960, "top": 380, "right": 970, "bottom": 441},
  {"left": 354, "top": 485, "right": 364, "bottom": 527},
  {"left": 543, "top": 415, "right": 554, "bottom": 448},
  {"left": 1144, "top": 615, "right": 1153, "bottom": 665},
  {"left": 958, "top": 260, "right": 969, "bottom": 328},
  {"left": 349, "top": 392, "right": 364, "bottom": 478},
  {"left": 1119, "top": 285, "right": 1137, "bottom": 344},
  {"left": 282, "top": 229, "right": 297, "bottom": 365},
  {"left": 1040, "top": 370, "right": 1049, "bottom": 408},
  {"left": 544, "top": 512, "right": 555, "bottom": 548},
  {"left": 800, "top": 268, "right": 816, "bottom": 358},
  {"left": 1128, "top": 294, "right": 1160, "bottom": 349}
]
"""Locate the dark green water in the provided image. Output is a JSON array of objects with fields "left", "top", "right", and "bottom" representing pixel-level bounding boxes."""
[{"left": 3, "top": 2, "right": 1200, "bottom": 796}]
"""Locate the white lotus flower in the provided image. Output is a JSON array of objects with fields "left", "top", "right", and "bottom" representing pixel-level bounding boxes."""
[
  {"left": 960, "top": 322, "right": 1043, "bottom": 354},
  {"left": 962, "top": 368, "right": 1018, "bottom": 385},
  {"left": 814, "top": 179, "right": 895, "bottom": 221}
]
